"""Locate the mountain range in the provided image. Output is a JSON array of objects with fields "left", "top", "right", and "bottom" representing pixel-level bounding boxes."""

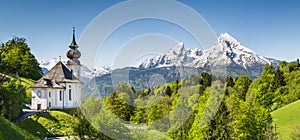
[{"left": 140, "top": 33, "right": 279, "bottom": 77}]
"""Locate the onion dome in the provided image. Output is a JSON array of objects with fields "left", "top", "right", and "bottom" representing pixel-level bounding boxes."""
[{"left": 66, "top": 49, "right": 81, "bottom": 60}]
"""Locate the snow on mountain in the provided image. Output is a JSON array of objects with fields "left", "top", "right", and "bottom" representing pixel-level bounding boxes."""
[
  {"left": 140, "top": 33, "right": 277, "bottom": 70},
  {"left": 92, "top": 66, "right": 111, "bottom": 77},
  {"left": 39, "top": 57, "right": 68, "bottom": 74},
  {"left": 39, "top": 57, "right": 111, "bottom": 78}
]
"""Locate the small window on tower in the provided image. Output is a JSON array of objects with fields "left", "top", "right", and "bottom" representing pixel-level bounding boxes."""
[{"left": 49, "top": 92, "right": 51, "bottom": 98}]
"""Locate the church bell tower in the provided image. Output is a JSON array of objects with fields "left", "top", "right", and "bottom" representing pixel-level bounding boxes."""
[{"left": 66, "top": 27, "right": 81, "bottom": 79}]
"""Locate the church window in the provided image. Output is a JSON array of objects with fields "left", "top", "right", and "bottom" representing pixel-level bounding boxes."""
[
  {"left": 60, "top": 91, "right": 62, "bottom": 101},
  {"left": 69, "top": 89, "right": 72, "bottom": 100}
]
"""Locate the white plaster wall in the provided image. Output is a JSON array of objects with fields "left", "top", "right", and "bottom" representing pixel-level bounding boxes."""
[{"left": 31, "top": 89, "right": 47, "bottom": 110}]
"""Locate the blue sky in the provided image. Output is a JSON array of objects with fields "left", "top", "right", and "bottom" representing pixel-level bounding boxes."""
[{"left": 0, "top": 0, "right": 299, "bottom": 67}]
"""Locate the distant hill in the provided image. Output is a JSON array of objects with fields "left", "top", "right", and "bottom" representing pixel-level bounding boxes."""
[
  {"left": 272, "top": 100, "right": 300, "bottom": 139},
  {"left": 0, "top": 116, "right": 37, "bottom": 140}
]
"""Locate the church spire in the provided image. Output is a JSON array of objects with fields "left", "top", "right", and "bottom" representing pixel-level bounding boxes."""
[
  {"left": 66, "top": 27, "right": 81, "bottom": 63},
  {"left": 69, "top": 27, "right": 78, "bottom": 49},
  {"left": 66, "top": 27, "right": 81, "bottom": 79}
]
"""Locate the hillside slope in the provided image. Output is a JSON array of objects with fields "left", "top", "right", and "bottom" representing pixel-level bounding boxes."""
[
  {"left": 272, "top": 100, "right": 300, "bottom": 139},
  {"left": 17, "top": 110, "right": 80, "bottom": 139},
  {"left": 0, "top": 116, "right": 37, "bottom": 140}
]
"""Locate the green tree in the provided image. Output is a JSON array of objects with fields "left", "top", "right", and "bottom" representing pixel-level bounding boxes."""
[
  {"left": 200, "top": 72, "right": 211, "bottom": 89},
  {"left": 227, "top": 92, "right": 274, "bottom": 139},
  {"left": 234, "top": 75, "right": 252, "bottom": 100},
  {"left": 0, "top": 81, "right": 25, "bottom": 120},
  {"left": 210, "top": 100, "right": 230, "bottom": 140},
  {"left": 106, "top": 91, "right": 134, "bottom": 121},
  {"left": 0, "top": 37, "right": 42, "bottom": 80},
  {"left": 271, "top": 68, "right": 286, "bottom": 92},
  {"left": 261, "top": 64, "right": 275, "bottom": 83},
  {"left": 226, "top": 76, "right": 235, "bottom": 87}
]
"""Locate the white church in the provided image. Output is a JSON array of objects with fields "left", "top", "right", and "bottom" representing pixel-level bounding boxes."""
[{"left": 31, "top": 28, "right": 83, "bottom": 110}]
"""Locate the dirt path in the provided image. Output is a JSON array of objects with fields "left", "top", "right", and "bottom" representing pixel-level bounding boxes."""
[{"left": 13, "top": 109, "right": 43, "bottom": 123}]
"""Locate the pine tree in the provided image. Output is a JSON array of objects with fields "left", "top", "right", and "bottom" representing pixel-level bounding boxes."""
[
  {"left": 200, "top": 100, "right": 230, "bottom": 140},
  {"left": 226, "top": 76, "right": 235, "bottom": 87},
  {"left": 271, "top": 68, "right": 286, "bottom": 92},
  {"left": 234, "top": 75, "right": 252, "bottom": 100},
  {"left": 200, "top": 72, "right": 211, "bottom": 89}
]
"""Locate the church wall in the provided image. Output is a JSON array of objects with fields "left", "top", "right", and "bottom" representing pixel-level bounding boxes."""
[
  {"left": 31, "top": 88, "right": 48, "bottom": 110},
  {"left": 65, "top": 83, "right": 82, "bottom": 108}
]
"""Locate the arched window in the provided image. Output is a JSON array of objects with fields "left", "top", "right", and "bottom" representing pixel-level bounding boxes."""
[
  {"left": 59, "top": 91, "right": 62, "bottom": 101},
  {"left": 69, "top": 89, "right": 72, "bottom": 101}
]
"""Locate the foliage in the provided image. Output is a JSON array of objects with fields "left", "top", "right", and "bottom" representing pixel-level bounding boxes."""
[
  {"left": 0, "top": 80, "right": 26, "bottom": 120},
  {"left": 271, "top": 68, "right": 286, "bottom": 92},
  {"left": 0, "top": 37, "right": 42, "bottom": 80},
  {"left": 234, "top": 75, "right": 252, "bottom": 100},
  {"left": 70, "top": 108, "right": 111, "bottom": 140},
  {"left": 226, "top": 76, "right": 235, "bottom": 87},
  {"left": 200, "top": 72, "right": 211, "bottom": 89}
]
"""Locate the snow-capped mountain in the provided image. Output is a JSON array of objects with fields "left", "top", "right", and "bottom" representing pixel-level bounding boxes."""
[
  {"left": 39, "top": 57, "right": 68, "bottom": 74},
  {"left": 139, "top": 33, "right": 279, "bottom": 77},
  {"left": 39, "top": 57, "right": 111, "bottom": 78}
]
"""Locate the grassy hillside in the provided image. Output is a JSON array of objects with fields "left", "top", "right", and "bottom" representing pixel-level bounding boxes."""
[
  {"left": 271, "top": 100, "right": 300, "bottom": 139},
  {"left": 17, "top": 110, "right": 80, "bottom": 139},
  {"left": 0, "top": 116, "right": 38, "bottom": 140}
]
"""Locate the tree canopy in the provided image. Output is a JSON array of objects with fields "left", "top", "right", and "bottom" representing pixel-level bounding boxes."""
[{"left": 0, "top": 37, "right": 42, "bottom": 80}]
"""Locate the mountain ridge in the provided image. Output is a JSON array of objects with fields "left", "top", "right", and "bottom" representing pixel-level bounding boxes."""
[{"left": 140, "top": 33, "right": 279, "bottom": 70}]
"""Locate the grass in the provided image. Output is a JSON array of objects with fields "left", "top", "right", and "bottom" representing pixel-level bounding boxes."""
[
  {"left": 17, "top": 110, "right": 80, "bottom": 139},
  {"left": 0, "top": 116, "right": 38, "bottom": 140},
  {"left": 271, "top": 100, "right": 300, "bottom": 139}
]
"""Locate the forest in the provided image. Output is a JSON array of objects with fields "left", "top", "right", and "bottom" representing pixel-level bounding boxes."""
[{"left": 81, "top": 60, "right": 300, "bottom": 139}]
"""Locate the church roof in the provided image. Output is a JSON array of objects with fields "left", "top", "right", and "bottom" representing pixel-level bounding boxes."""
[{"left": 31, "top": 61, "right": 81, "bottom": 88}]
